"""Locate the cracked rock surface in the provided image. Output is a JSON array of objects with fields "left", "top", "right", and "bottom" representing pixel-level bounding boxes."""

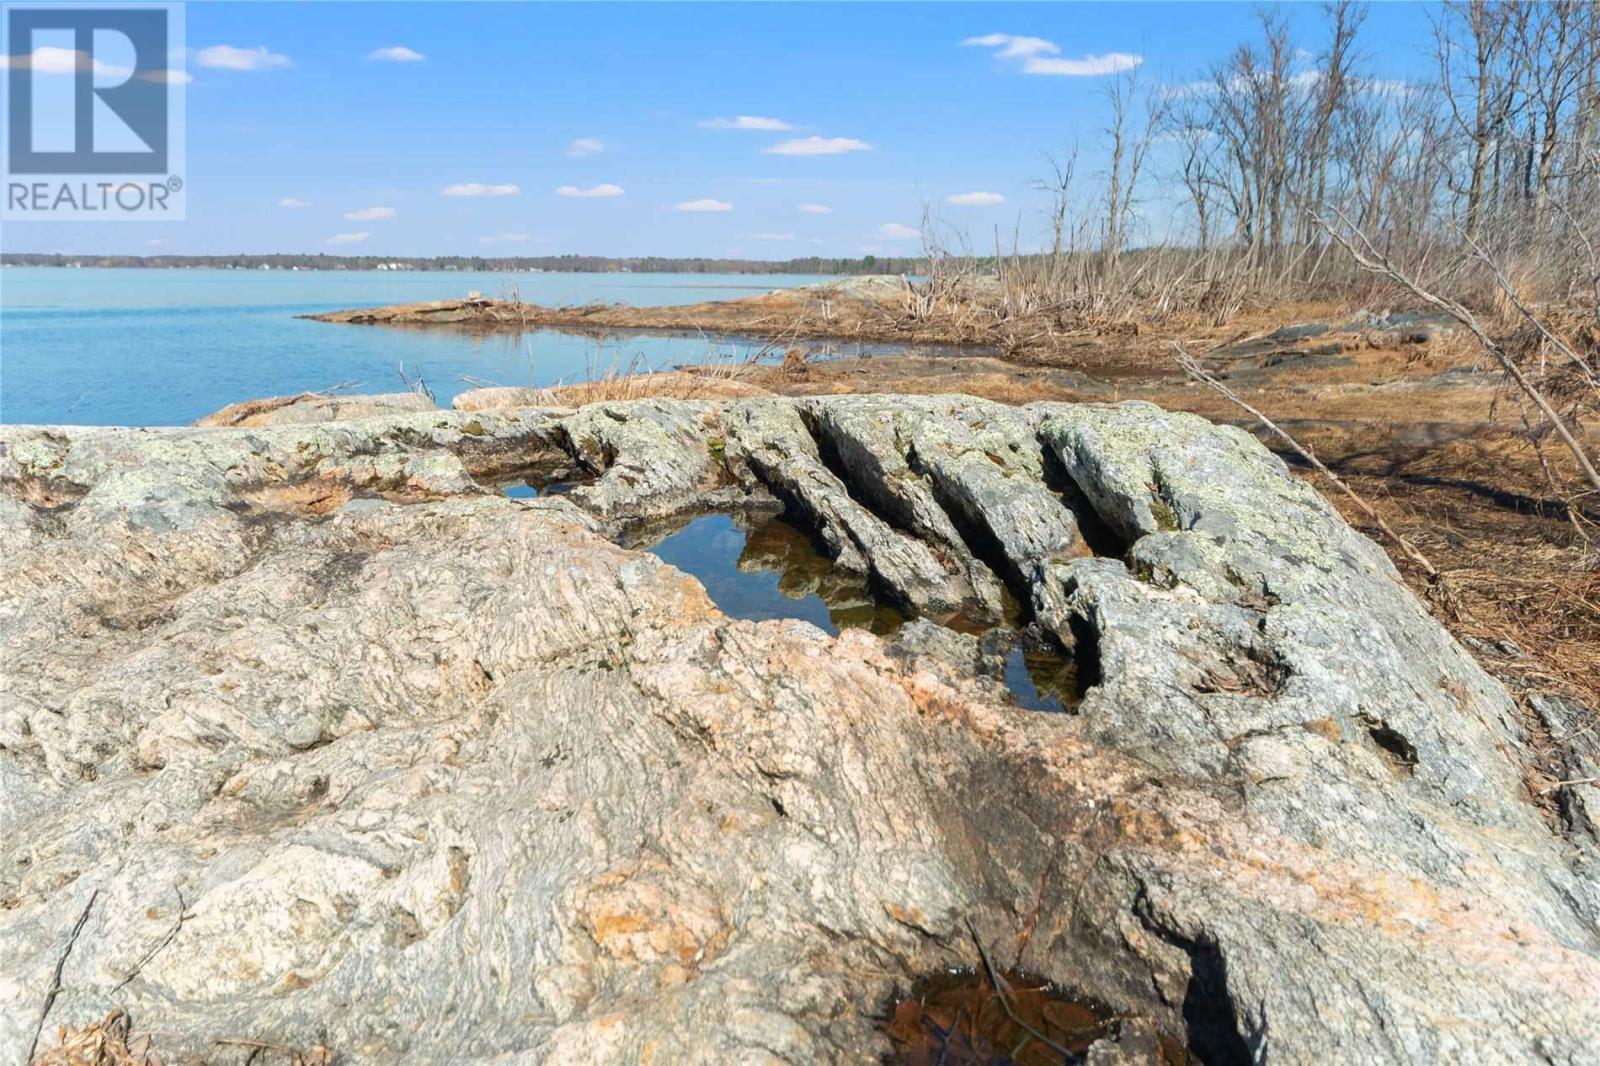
[{"left": 2, "top": 394, "right": 1598, "bottom": 1064}]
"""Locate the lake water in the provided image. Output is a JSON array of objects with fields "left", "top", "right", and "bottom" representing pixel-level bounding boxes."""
[{"left": 0, "top": 267, "right": 835, "bottom": 426}]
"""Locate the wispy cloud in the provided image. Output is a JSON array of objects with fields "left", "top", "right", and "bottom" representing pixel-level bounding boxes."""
[
  {"left": 278, "top": 197, "right": 310, "bottom": 208},
  {"left": 0, "top": 46, "right": 127, "bottom": 76},
  {"left": 752, "top": 232, "right": 794, "bottom": 240},
  {"left": 878, "top": 223, "right": 920, "bottom": 240},
  {"left": 797, "top": 203, "right": 833, "bottom": 215},
  {"left": 0, "top": 49, "right": 192, "bottom": 83},
  {"left": 344, "top": 206, "right": 396, "bottom": 221},
  {"left": 326, "top": 232, "right": 369, "bottom": 246},
  {"left": 441, "top": 183, "right": 520, "bottom": 198},
  {"left": 946, "top": 191, "right": 1006, "bottom": 206},
  {"left": 764, "top": 136, "right": 870, "bottom": 157},
  {"left": 676, "top": 198, "right": 733, "bottom": 212},
  {"left": 479, "top": 232, "right": 531, "bottom": 244},
  {"left": 369, "top": 46, "right": 425, "bottom": 62},
  {"left": 1025, "top": 52, "right": 1141, "bottom": 76},
  {"left": 566, "top": 137, "right": 605, "bottom": 158},
  {"left": 195, "top": 45, "right": 291, "bottom": 71},
  {"left": 700, "top": 115, "right": 794, "bottom": 131},
  {"left": 557, "top": 183, "right": 625, "bottom": 198},
  {"left": 963, "top": 34, "right": 1140, "bottom": 77},
  {"left": 961, "top": 33, "right": 1059, "bottom": 59}
]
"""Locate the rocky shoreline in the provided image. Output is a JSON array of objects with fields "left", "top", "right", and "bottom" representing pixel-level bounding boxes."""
[
  {"left": 3, "top": 393, "right": 1598, "bottom": 1063},
  {"left": 301, "top": 276, "right": 988, "bottom": 351}
]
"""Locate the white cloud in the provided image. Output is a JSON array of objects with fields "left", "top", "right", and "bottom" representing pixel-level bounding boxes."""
[
  {"left": 441, "top": 183, "right": 520, "bottom": 198},
  {"left": 764, "top": 136, "right": 871, "bottom": 156},
  {"left": 961, "top": 34, "right": 1059, "bottom": 59},
  {"left": 0, "top": 46, "right": 127, "bottom": 77},
  {"left": 480, "top": 232, "right": 531, "bottom": 244},
  {"left": 195, "top": 45, "right": 291, "bottom": 71},
  {"left": 566, "top": 137, "right": 605, "bottom": 157},
  {"left": 798, "top": 203, "right": 833, "bottom": 214},
  {"left": 345, "top": 206, "right": 396, "bottom": 221},
  {"left": 700, "top": 115, "right": 794, "bottom": 131},
  {"left": 146, "top": 239, "right": 163, "bottom": 247},
  {"left": 369, "top": 46, "right": 425, "bottom": 63},
  {"left": 878, "top": 223, "right": 920, "bottom": 240},
  {"left": 1023, "top": 52, "right": 1142, "bottom": 76},
  {"left": 0, "top": 48, "right": 194, "bottom": 83},
  {"left": 677, "top": 198, "right": 733, "bottom": 212},
  {"left": 326, "top": 232, "right": 370, "bottom": 246},
  {"left": 556, "top": 183, "right": 625, "bottom": 198},
  {"left": 964, "top": 34, "right": 1140, "bottom": 77},
  {"left": 752, "top": 232, "right": 794, "bottom": 240},
  {"left": 279, "top": 197, "right": 310, "bottom": 208},
  {"left": 946, "top": 191, "right": 1006, "bottom": 206}
]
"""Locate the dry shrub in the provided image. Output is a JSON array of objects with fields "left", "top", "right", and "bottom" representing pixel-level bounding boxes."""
[
  {"left": 525, "top": 369, "right": 771, "bottom": 405},
  {"left": 1501, "top": 307, "right": 1600, "bottom": 411}
]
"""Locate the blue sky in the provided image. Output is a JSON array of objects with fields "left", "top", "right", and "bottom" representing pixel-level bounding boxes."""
[{"left": 5, "top": 1, "right": 1439, "bottom": 259}]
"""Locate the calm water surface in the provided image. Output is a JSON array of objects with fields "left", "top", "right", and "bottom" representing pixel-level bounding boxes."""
[
  {"left": 0, "top": 267, "right": 832, "bottom": 426},
  {"left": 643, "top": 512, "right": 1075, "bottom": 711}
]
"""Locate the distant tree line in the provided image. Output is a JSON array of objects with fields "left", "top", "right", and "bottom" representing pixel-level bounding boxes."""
[
  {"left": 0, "top": 252, "right": 923, "bottom": 275},
  {"left": 1022, "top": 0, "right": 1600, "bottom": 295}
]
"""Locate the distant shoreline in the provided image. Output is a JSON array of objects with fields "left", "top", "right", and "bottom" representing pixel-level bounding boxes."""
[{"left": 0, "top": 252, "right": 921, "bottom": 276}]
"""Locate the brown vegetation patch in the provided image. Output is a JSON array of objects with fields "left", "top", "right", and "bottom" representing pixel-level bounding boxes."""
[
  {"left": 523, "top": 369, "right": 772, "bottom": 406},
  {"left": 883, "top": 968, "right": 1172, "bottom": 1065},
  {"left": 34, "top": 1011, "right": 332, "bottom": 1066}
]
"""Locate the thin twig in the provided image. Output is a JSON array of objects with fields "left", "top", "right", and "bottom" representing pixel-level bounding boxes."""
[
  {"left": 28, "top": 889, "right": 99, "bottom": 1065},
  {"left": 963, "top": 918, "right": 1076, "bottom": 1060},
  {"left": 1539, "top": 776, "right": 1600, "bottom": 793},
  {"left": 1317, "top": 207, "right": 1600, "bottom": 497}
]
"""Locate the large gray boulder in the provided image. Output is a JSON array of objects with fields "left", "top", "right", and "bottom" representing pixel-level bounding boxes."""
[{"left": 1, "top": 395, "right": 1596, "bottom": 1064}]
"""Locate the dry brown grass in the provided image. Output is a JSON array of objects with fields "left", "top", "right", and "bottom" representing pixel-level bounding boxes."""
[
  {"left": 32, "top": 1013, "right": 158, "bottom": 1066},
  {"left": 497, "top": 369, "right": 773, "bottom": 408}
]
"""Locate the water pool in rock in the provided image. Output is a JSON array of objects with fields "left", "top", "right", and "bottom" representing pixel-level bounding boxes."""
[
  {"left": 1001, "top": 641, "right": 1077, "bottom": 713},
  {"left": 500, "top": 480, "right": 577, "bottom": 500},
  {"left": 643, "top": 512, "right": 1079, "bottom": 711},
  {"left": 883, "top": 968, "right": 1141, "bottom": 1065},
  {"left": 646, "top": 512, "right": 907, "bottom": 636}
]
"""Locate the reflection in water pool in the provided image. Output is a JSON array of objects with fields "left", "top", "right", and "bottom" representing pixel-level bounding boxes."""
[
  {"left": 1001, "top": 641, "right": 1075, "bottom": 713},
  {"left": 647, "top": 513, "right": 906, "bottom": 636},
  {"left": 645, "top": 512, "right": 1078, "bottom": 711},
  {"left": 500, "top": 480, "right": 576, "bottom": 500}
]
